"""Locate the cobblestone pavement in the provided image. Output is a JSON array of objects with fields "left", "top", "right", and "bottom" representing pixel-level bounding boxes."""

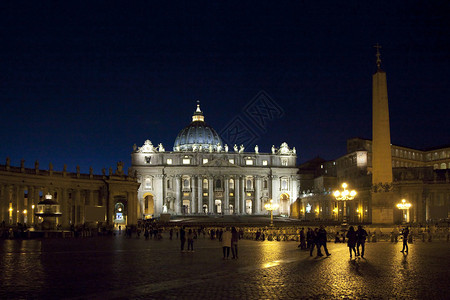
[{"left": 0, "top": 235, "right": 449, "bottom": 299}]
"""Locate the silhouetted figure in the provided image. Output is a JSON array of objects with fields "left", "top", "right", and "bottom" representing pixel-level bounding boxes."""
[
  {"left": 187, "top": 229, "right": 194, "bottom": 252},
  {"left": 401, "top": 226, "right": 409, "bottom": 253},
  {"left": 356, "top": 225, "right": 368, "bottom": 258},
  {"left": 222, "top": 227, "right": 232, "bottom": 259},
  {"left": 346, "top": 226, "right": 357, "bottom": 258},
  {"left": 169, "top": 228, "right": 173, "bottom": 240},
  {"left": 231, "top": 227, "right": 239, "bottom": 259},
  {"left": 318, "top": 225, "right": 331, "bottom": 256},
  {"left": 180, "top": 226, "right": 186, "bottom": 252},
  {"left": 306, "top": 228, "right": 313, "bottom": 249},
  {"left": 310, "top": 228, "right": 322, "bottom": 257},
  {"left": 298, "top": 228, "right": 306, "bottom": 249}
]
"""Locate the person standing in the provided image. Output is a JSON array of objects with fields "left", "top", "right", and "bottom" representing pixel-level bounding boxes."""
[
  {"left": 401, "top": 226, "right": 410, "bottom": 253},
  {"left": 180, "top": 226, "right": 186, "bottom": 252},
  {"left": 318, "top": 225, "right": 331, "bottom": 256},
  {"left": 222, "top": 227, "right": 232, "bottom": 259},
  {"left": 356, "top": 225, "right": 368, "bottom": 258},
  {"left": 346, "top": 226, "right": 357, "bottom": 258},
  {"left": 231, "top": 227, "right": 239, "bottom": 259},
  {"left": 187, "top": 229, "right": 194, "bottom": 252}
]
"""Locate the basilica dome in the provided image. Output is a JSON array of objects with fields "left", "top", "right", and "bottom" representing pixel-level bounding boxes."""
[{"left": 173, "top": 103, "right": 223, "bottom": 151}]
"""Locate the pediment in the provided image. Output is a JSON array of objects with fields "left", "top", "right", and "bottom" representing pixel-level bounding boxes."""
[{"left": 203, "top": 157, "right": 240, "bottom": 168}]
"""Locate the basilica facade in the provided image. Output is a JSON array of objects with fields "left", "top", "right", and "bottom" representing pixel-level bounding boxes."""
[{"left": 130, "top": 104, "right": 299, "bottom": 218}]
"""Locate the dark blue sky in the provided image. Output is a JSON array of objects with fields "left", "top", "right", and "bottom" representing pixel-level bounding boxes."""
[{"left": 1, "top": 1, "right": 449, "bottom": 173}]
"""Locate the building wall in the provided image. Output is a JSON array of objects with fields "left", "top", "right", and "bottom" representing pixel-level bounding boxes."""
[{"left": 0, "top": 161, "right": 140, "bottom": 228}]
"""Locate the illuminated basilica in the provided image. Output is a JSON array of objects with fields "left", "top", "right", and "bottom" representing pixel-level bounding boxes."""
[{"left": 130, "top": 104, "right": 299, "bottom": 218}]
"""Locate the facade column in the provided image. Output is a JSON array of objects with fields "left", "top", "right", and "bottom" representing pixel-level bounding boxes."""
[
  {"left": 224, "top": 176, "right": 229, "bottom": 215},
  {"left": 198, "top": 176, "right": 203, "bottom": 214},
  {"left": 271, "top": 175, "right": 280, "bottom": 214},
  {"left": 127, "top": 191, "right": 136, "bottom": 225},
  {"left": 235, "top": 177, "right": 240, "bottom": 214},
  {"left": 255, "top": 176, "right": 261, "bottom": 214},
  {"left": 240, "top": 176, "right": 245, "bottom": 214},
  {"left": 175, "top": 175, "right": 181, "bottom": 215},
  {"left": 155, "top": 175, "right": 164, "bottom": 216},
  {"left": 208, "top": 177, "right": 214, "bottom": 214},
  {"left": 191, "top": 176, "right": 197, "bottom": 214}
]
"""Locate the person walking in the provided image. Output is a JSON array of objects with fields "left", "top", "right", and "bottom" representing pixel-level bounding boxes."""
[
  {"left": 231, "top": 227, "right": 239, "bottom": 259},
  {"left": 306, "top": 227, "right": 313, "bottom": 249},
  {"left": 310, "top": 228, "right": 323, "bottom": 257},
  {"left": 298, "top": 228, "right": 307, "bottom": 249},
  {"left": 401, "top": 226, "right": 410, "bottom": 253},
  {"left": 180, "top": 226, "right": 186, "bottom": 252},
  {"left": 187, "top": 229, "right": 195, "bottom": 252},
  {"left": 346, "top": 226, "right": 357, "bottom": 258},
  {"left": 222, "top": 227, "right": 232, "bottom": 259},
  {"left": 356, "top": 225, "right": 368, "bottom": 258},
  {"left": 318, "top": 225, "right": 331, "bottom": 256}
]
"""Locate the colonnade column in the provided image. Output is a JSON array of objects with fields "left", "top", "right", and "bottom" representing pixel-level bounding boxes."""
[
  {"left": 224, "top": 176, "right": 229, "bottom": 215},
  {"left": 60, "top": 188, "right": 69, "bottom": 228},
  {"left": 255, "top": 176, "right": 261, "bottom": 214},
  {"left": 191, "top": 176, "right": 197, "bottom": 214},
  {"left": 240, "top": 176, "right": 245, "bottom": 214},
  {"left": 197, "top": 176, "right": 203, "bottom": 214},
  {"left": 107, "top": 190, "right": 114, "bottom": 225},
  {"left": 235, "top": 177, "right": 240, "bottom": 214},
  {"left": 208, "top": 177, "right": 214, "bottom": 213},
  {"left": 11, "top": 186, "right": 18, "bottom": 224},
  {"left": 0, "top": 185, "right": 7, "bottom": 222},
  {"left": 175, "top": 175, "right": 181, "bottom": 215}
]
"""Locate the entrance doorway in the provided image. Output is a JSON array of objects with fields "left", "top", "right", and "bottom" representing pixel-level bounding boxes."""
[
  {"left": 203, "top": 204, "right": 208, "bottom": 214},
  {"left": 143, "top": 193, "right": 154, "bottom": 218},
  {"left": 182, "top": 200, "right": 190, "bottom": 214},
  {"left": 280, "top": 193, "right": 290, "bottom": 216},
  {"left": 245, "top": 200, "right": 252, "bottom": 214},
  {"left": 215, "top": 199, "right": 222, "bottom": 214}
]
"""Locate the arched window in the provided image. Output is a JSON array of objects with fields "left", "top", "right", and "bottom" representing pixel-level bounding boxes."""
[
  {"left": 183, "top": 179, "right": 190, "bottom": 188},
  {"left": 145, "top": 178, "right": 152, "bottom": 189},
  {"left": 229, "top": 179, "right": 234, "bottom": 190},
  {"left": 215, "top": 179, "right": 222, "bottom": 189},
  {"left": 246, "top": 179, "right": 253, "bottom": 190},
  {"left": 441, "top": 163, "right": 447, "bottom": 169},
  {"left": 263, "top": 179, "right": 268, "bottom": 189},
  {"left": 203, "top": 179, "right": 208, "bottom": 190}
]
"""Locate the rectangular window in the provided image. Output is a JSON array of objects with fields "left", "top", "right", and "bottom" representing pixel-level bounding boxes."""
[
  {"left": 262, "top": 160, "right": 268, "bottom": 166},
  {"left": 229, "top": 159, "right": 234, "bottom": 164},
  {"left": 246, "top": 160, "right": 253, "bottom": 165},
  {"left": 203, "top": 192, "right": 208, "bottom": 196},
  {"left": 203, "top": 158, "right": 209, "bottom": 164},
  {"left": 229, "top": 193, "right": 234, "bottom": 196},
  {"left": 167, "top": 158, "right": 173, "bottom": 165},
  {"left": 183, "top": 158, "right": 190, "bottom": 165}
]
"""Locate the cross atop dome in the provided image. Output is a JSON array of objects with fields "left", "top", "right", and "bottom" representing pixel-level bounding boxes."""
[{"left": 192, "top": 100, "right": 205, "bottom": 122}]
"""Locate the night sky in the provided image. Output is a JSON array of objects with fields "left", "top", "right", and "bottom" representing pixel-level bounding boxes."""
[{"left": 1, "top": 1, "right": 449, "bottom": 173}]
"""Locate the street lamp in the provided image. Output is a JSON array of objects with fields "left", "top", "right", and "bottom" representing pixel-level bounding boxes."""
[
  {"left": 264, "top": 199, "right": 279, "bottom": 227},
  {"left": 396, "top": 199, "right": 411, "bottom": 223},
  {"left": 333, "top": 183, "right": 357, "bottom": 225}
]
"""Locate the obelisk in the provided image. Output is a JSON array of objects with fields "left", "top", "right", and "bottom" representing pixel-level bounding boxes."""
[{"left": 371, "top": 44, "right": 394, "bottom": 224}]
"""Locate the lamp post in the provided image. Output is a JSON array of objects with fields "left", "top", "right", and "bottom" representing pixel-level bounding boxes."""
[
  {"left": 396, "top": 199, "right": 411, "bottom": 224},
  {"left": 333, "top": 183, "right": 357, "bottom": 225},
  {"left": 264, "top": 199, "right": 279, "bottom": 227}
]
